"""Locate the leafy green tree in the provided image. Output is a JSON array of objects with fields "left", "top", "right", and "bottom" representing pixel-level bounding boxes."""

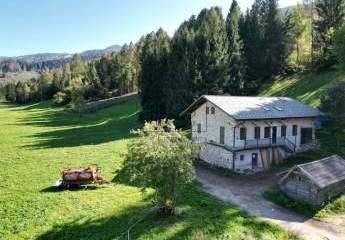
[
  {"left": 226, "top": 0, "right": 245, "bottom": 95},
  {"left": 122, "top": 119, "right": 198, "bottom": 215},
  {"left": 312, "top": 0, "right": 345, "bottom": 68},
  {"left": 333, "top": 24, "right": 345, "bottom": 67},
  {"left": 286, "top": 4, "right": 312, "bottom": 67},
  {"left": 320, "top": 80, "right": 345, "bottom": 152}
]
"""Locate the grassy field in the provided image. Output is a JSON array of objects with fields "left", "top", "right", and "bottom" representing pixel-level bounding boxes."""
[
  {"left": 0, "top": 98, "right": 300, "bottom": 240},
  {"left": 260, "top": 68, "right": 345, "bottom": 107}
]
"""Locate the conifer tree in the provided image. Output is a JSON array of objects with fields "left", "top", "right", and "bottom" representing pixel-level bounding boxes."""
[
  {"left": 226, "top": 0, "right": 245, "bottom": 95},
  {"left": 139, "top": 29, "right": 171, "bottom": 120},
  {"left": 195, "top": 7, "right": 229, "bottom": 95}
]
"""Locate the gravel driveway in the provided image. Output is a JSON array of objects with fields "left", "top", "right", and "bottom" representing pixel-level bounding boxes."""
[{"left": 196, "top": 166, "right": 345, "bottom": 240}]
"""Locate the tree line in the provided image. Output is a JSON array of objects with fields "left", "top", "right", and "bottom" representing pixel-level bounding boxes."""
[
  {"left": 139, "top": 0, "right": 345, "bottom": 121},
  {"left": 1, "top": 0, "right": 344, "bottom": 120},
  {"left": 2, "top": 44, "right": 140, "bottom": 107}
]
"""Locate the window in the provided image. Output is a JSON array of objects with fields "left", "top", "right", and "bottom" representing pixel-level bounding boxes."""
[
  {"left": 197, "top": 124, "right": 201, "bottom": 133},
  {"left": 240, "top": 155, "right": 244, "bottom": 161},
  {"left": 292, "top": 125, "right": 298, "bottom": 136},
  {"left": 206, "top": 107, "right": 209, "bottom": 115},
  {"left": 264, "top": 127, "right": 271, "bottom": 138},
  {"left": 240, "top": 127, "right": 247, "bottom": 140},
  {"left": 254, "top": 127, "right": 260, "bottom": 139},
  {"left": 281, "top": 125, "right": 287, "bottom": 137},
  {"left": 219, "top": 126, "right": 225, "bottom": 144},
  {"left": 211, "top": 107, "right": 215, "bottom": 114}
]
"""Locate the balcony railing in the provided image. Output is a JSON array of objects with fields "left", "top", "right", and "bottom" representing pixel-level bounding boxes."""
[{"left": 240, "top": 137, "right": 296, "bottom": 152}]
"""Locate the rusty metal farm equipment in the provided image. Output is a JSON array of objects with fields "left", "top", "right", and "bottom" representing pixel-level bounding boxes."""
[{"left": 55, "top": 166, "right": 106, "bottom": 188}]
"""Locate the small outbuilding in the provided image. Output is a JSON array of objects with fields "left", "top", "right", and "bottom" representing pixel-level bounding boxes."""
[{"left": 279, "top": 155, "right": 345, "bottom": 206}]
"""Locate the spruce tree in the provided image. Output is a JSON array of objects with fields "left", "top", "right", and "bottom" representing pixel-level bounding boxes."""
[
  {"left": 194, "top": 7, "right": 229, "bottom": 95},
  {"left": 226, "top": 0, "right": 245, "bottom": 95},
  {"left": 139, "top": 29, "right": 171, "bottom": 120},
  {"left": 239, "top": 1, "right": 265, "bottom": 93},
  {"left": 262, "top": 0, "right": 287, "bottom": 77},
  {"left": 168, "top": 20, "right": 198, "bottom": 119}
]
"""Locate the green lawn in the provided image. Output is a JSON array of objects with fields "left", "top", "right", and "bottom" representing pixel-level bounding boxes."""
[
  {"left": 0, "top": 99, "right": 300, "bottom": 240},
  {"left": 260, "top": 68, "right": 345, "bottom": 107}
]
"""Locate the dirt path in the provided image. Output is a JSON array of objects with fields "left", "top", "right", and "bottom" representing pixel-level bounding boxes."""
[{"left": 196, "top": 166, "right": 345, "bottom": 240}]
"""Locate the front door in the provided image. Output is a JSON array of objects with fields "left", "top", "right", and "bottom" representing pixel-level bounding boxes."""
[
  {"left": 301, "top": 128, "right": 313, "bottom": 144},
  {"left": 252, "top": 153, "right": 258, "bottom": 168},
  {"left": 272, "top": 126, "right": 277, "bottom": 144}
]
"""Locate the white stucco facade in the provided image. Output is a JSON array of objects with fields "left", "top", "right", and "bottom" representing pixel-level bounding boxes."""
[{"left": 191, "top": 101, "right": 318, "bottom": 173}]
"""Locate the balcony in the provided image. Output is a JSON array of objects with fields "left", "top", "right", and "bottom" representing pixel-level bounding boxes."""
[
  {"left": 240, "top": 137, "right": 296, "bottom": 152},
  {"left": 207, "top": 137, "right": 297, "bottom": 153}
]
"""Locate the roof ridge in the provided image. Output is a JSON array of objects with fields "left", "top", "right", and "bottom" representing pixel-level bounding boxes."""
[{"left": 298, "top": 155, "right": 343, "bottom": 169}]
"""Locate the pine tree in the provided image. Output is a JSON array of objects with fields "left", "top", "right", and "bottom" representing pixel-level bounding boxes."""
[
  {"left": 226, "top": 0, "right": 245, "bottom": 95},
  {"left": 262, "top": 0, "right": 288, "bottom": 77},
  {"left": 194, "top": 7, "right": 229, "bottom": 95},
  {"left": 312, "top": 0, "right": 345, "bottom": 68},
  {"left": 139, "top": 29, "right": 171, "bottom": 120},
  {"left": 239, "top": 1, "right": 265, "bottom": 93},
  {"left": 167, "top": 18, "right": 199, "bottom": 119}
]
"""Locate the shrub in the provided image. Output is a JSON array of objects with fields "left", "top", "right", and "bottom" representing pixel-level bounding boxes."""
[{"left": 122, "top": 119, "right": 199, "bottom": 215}]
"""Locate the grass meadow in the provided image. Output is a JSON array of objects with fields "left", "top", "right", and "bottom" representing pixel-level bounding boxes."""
[{"left": 0, "top": 98, "right": 300, "bottom": 240}]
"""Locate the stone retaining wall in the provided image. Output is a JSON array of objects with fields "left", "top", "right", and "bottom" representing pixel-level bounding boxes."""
[{"left": 74, "top": 92, "right": 138, "bottom": 113}]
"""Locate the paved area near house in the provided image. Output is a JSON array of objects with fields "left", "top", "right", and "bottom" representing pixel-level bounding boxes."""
[{"left": 196, "top": 166, "right": 345, "bottom": 240}]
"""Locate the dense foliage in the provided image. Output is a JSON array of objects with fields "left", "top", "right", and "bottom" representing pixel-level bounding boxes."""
[
  {"left": 320, "top": 80, "right": 345, "bottom": 151},
  {"left": 312, "top": 0, "right": 345, "bottom": 68},
  {"left": 122, "top": 119, "right": 198, "bottom": 215},
  {"left": 3, "top": 45, "right": 140, "bottom": 107},
  {"left": 333, "top": 24, "right": 345, "bottom": 67}
]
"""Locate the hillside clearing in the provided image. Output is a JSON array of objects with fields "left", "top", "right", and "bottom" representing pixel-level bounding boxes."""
[
  {"left": 0, "top": 99, "right": 299, "bottom": 240},
  {"left": 260, "top": 68, "right": 345, "bottom": 107}
]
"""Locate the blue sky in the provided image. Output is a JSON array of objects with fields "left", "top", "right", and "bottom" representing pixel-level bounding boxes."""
[{"left": 1, "top": 0, "right": 300, "bottom": 57}]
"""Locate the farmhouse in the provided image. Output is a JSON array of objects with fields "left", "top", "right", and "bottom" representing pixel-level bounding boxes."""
[
  {"left": 279, "top": 155, "right": 345, "bottom": 205},
  {"left": 181, "top": 95, "right": 321, "bottom": 173}
]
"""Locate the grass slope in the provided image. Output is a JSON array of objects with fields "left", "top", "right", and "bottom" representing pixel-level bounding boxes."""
[
  {"left": 0, "top": 99, "right": 299, "bottom": 240},
  {"left": 260, "top": 68, "right": 345, "bottom": 221},
  {"left": 260, "top": 68, "right": 345, "bottom": 107}
]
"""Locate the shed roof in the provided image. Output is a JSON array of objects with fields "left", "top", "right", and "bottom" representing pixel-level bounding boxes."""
[
  {"left": 281, "top": 155, "right": 345, "bottom": 188},
  {"left": 180, "top": 95, "right": 321, "bottom": 120}
]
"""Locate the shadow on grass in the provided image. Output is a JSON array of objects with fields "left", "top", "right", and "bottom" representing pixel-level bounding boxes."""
[
  {"left": 15, "top": 98, "right": 142, "bottom": 149},
  {"left": 36, "top": 185, "right": 293, "bottom": 240},
  {"left": 40, "top": 185, "right": 101, "bottom": 193}
]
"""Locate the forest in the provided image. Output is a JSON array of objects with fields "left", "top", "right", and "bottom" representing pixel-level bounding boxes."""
[{"left": 1, "top": 0, "right": 345, "bottom": 121}]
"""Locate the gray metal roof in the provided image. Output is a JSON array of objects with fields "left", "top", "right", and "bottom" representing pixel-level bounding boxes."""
[
  {"left": 296, "top": 155, "right": 345, "bottom": 188},
  {"left": 181, "top": 95, "right": 321, "bottom": 120}
]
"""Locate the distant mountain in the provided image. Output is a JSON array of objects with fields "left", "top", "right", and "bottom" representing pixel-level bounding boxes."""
[
  {"left": 80, "top": 44, "right": 122, "bottom": 61},
  {"left": 0, "top": 44, "right": 122, "bottom": 73}
]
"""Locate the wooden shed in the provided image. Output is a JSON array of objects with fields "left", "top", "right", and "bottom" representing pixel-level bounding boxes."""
[{"left": 279, "top": 155, "right": 345, "bottom": 206}]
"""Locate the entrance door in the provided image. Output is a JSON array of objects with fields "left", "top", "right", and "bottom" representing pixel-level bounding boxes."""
[
  {"left": 272, "top": 126, "right": 277, "bottom": 144},
  {"left": 252, "top": 153, "right": 258, "bottom": 168},
  {"left": 301, "top": 128, "right": 313, "bottom": 144}
]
